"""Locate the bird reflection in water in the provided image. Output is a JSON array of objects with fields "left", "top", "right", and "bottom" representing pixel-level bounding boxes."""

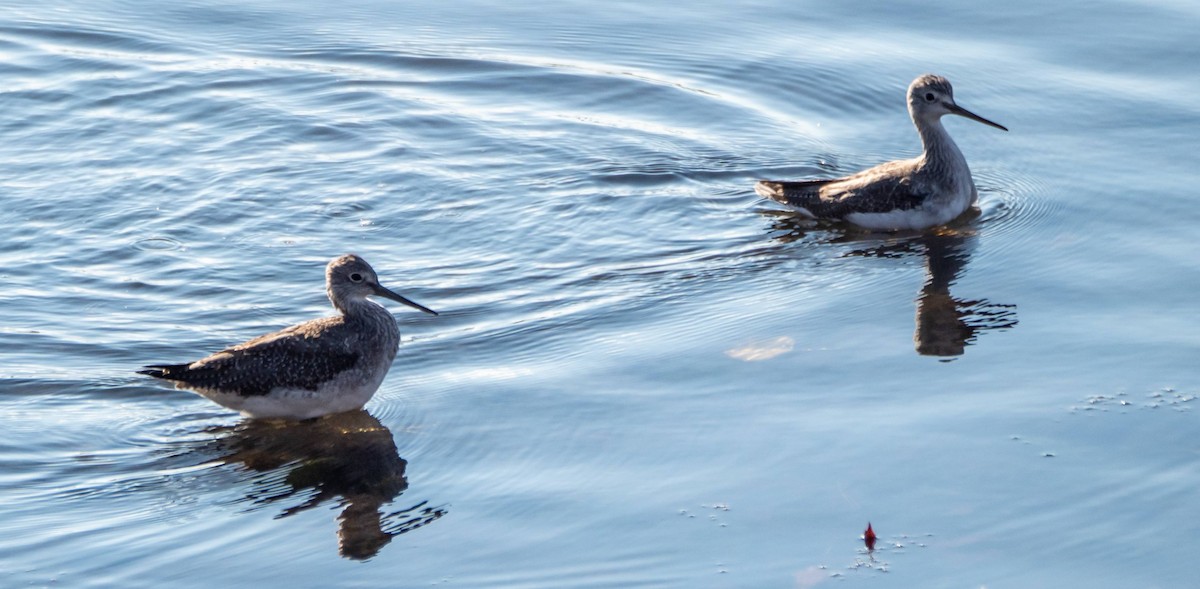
[
  {"left": 768, "top": 213, "right": 1017, "bottom": 357},
  {"left": 908, "top": 229, "right": 1018, "bottom": 357},
  {"left": 195, "top": 410, "right": 445, "bottom": 560}
]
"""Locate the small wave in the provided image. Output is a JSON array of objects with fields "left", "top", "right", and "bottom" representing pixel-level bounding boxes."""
[
  {"left": 0, "top": 22, "right": 191, "bottom": 58},
  {"left": 132, "top": 236, "right": 183, "bottom": 251},
  {"left": 974, "top": 168, "right": 1059, "bottom": 243}
]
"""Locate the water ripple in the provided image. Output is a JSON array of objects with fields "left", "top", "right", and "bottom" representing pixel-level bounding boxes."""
[
  {"left": 975, "top": 167, "right": 1060, "bottom": 245},
  {"left": 3, "top": 3, "right": 1198, "bottom": 587}
]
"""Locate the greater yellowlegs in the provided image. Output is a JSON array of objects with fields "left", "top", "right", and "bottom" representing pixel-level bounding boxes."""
[
  {"left": 140, "top": 254, "right": 438, "bottom": 420},
  {"left": 756, "top": 74, "right": 1007, "bottom": 231}
]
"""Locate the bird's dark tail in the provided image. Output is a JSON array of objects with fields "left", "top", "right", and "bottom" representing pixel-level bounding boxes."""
[
  {"left": 138, "top": 364, "right": 189, "bottom": 379},
  {"left": 755, "top": 179, "right": 829, "bottom": 208}
]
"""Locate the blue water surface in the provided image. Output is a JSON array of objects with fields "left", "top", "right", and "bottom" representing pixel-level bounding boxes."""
[{"left": 1, "top": 0, "right": 1198, "bottom": 587}]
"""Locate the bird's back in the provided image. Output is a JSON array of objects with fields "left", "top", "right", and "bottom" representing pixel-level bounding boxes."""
[
  {"left": 140, "top": 315, "right": 366, "bottom": 397},
  {"left": 757, "top": 158, "right": 928, "bottom": 218}
]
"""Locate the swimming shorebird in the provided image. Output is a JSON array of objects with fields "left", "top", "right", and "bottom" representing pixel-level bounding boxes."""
[
  {"left": 755, "top": 74, "right": 1007, "bottom": 231},
  {"left": 139, "top": 254, "right": 438, "bottom": 420}
]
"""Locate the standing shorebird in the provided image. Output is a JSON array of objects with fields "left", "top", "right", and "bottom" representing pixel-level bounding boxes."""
[
  {"left": 139, "top": 254, "right": 438, "bottom": 420},
  {"left": 755, "top": 74, "right": 1007, "bottom": 231}
]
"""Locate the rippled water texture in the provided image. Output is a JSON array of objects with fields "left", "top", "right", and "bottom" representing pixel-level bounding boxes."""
[{"left": 2, "top": 0, "right": 1198, "bottom": 587}]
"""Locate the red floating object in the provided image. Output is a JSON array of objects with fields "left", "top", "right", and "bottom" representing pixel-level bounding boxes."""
[{"left": 864, "top": 522, "right": 877, "bottom": 550}]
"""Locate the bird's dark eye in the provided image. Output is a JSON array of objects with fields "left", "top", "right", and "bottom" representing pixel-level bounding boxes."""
[
  {"left": 349, "top": 273, "right": 364, "bottom": 282},
  {"left": 924, "top": 92, "right": 936, "bottom": 102}
]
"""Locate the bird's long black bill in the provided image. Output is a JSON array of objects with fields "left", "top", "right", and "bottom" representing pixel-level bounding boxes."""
[
  {"left": 374, "top": 284, "right": 439, "bottom": 316},
  {"left": 949, "top": 103, "right": 1008, "bottom": 131}
]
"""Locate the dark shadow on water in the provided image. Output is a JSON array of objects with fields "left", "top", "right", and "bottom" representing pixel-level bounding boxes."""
[
  {"left": 766, "top": 210, "right": 1018, "bottom": 358},
  {"left": 190, "top": 410, "right": 445, "bottom": 561},
  {"left": 907, "top": 231, "right": 1019, "bottom": 358}
]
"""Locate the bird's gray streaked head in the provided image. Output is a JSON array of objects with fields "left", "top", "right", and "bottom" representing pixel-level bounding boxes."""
[
  {"left": 907, "top": 74, "right": 1007, "bottom": 131},
  {"left": 326, "top": 254, "right": 438, "bottom": 316}
]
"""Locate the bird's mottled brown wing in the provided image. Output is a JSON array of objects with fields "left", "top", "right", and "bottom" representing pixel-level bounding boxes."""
[
  {"left": 758, "top": 160, "right": 930, "bottom": 218},
  {"left": 813, "top": 175, "right": 929, "bottom": 217},
  {"left": 143, "top": 318, "right": 361, "bottom": 396}
]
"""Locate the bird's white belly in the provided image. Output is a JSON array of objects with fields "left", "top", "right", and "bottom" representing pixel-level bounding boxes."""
[
  {"left": 845, "top": 207, "right": 949, "bottom": 231},
  {"left": 845, "top": 185, "right": 974, "bottom": 231},
  {"left": 235, "top": 386, "right": 373, "bottom": 420},
  {"left": 197, "top": 357, "right": 394, "bottom": 420}
]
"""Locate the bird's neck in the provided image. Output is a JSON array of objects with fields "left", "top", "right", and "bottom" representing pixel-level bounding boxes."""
[
  {"left": 914, "top": 116, "right": 978, "bottom": 209},
  {"left": 335, "top": 295, "right": 401, "bottom": 348},
  {"left": 915, "top": 117, "right": 965, "bottom": 165},
  {"left": 333, "top": 295, "right": 388, "bottom": 322},
  {"left": 329, "top": 295, "right": 402, "bottom": 365},
  {"left": 915, "top": 115, "right": 974, "bottom": 196}
]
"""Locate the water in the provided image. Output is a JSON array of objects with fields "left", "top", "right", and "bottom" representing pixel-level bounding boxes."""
[{"left": 2, "top": 0, "right": 1198, "bottom": 586}]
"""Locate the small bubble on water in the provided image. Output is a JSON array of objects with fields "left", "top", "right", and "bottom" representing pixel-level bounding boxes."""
[
  {"left": 322, "top": 202, "right": 370, "bottom": 218},
  {"left": 133, "top": 236, "right": 183, "bottom": 251}
]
